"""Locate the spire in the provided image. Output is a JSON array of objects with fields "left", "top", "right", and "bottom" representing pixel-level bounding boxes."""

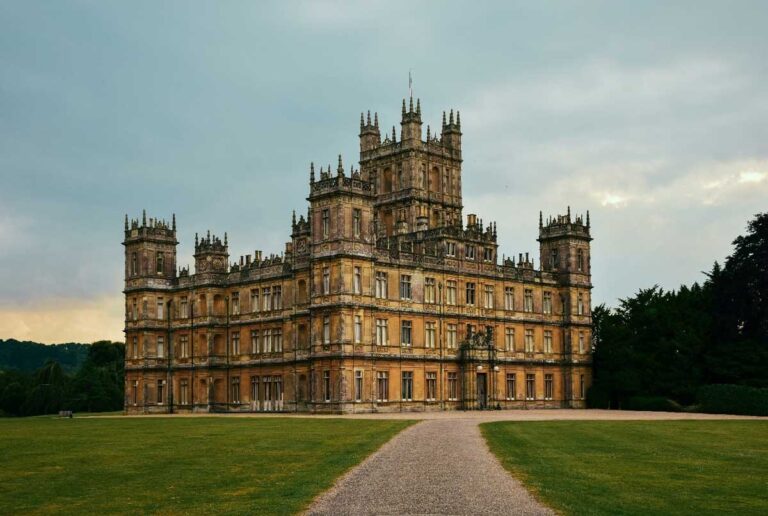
[
  {"left": 416, "top": 98, "right": 421, "bottom": 115},
  {"left": 587, "top": 210, "right": 591, "bottom": 229},
  {"left": 224, "top": 232, "right": 228, "bottom": 246},
  {"left": 409, "top": 96, "right": 413, "bottom": 113},
  {"left": 426, "top": 125, "right": 430, "bottom": 140},
  {"left": 392, "top": 126, "right": 396, "bottom": 141},
  {"left": 142, "top": 209, "right": 146, "bottom": 226},
  {"left": 337, "top": 154, "right": 344, "bottom": 176},
  {"left": 449, "top": 109, "right": 454, "bottom": 125},
  {"left": 456, "top": 110, "right": 461, "bottom": 128},
  {"left": 367, "top": 110, "right": 371, "bottom": 125},
  {"left": 442, "top": 111, "right": 447, "bottom": 127},
  {"left": 360, "top": 112, "right": 364, "bottom": 130},
  {"left": 402, "top": 98, "right": 406, "bottom": 117},
  {"left": 172, "top": 213, "right": 176, "bottom": 231},
  {"left": 124, "top": 214, "right": 128, "bottom": 231},
  {"left": 374, "top": 112, "right": 379, "bottom": 127},
  {"left": 310, "top": 162, "right": 315, "bottom": 182},
  {"left": 195, "top": 232, "right": 199, "bottom": 247},
  {"left": 539, "top": 211, "right": 543, "bottom": 229},
  {"left": 567, "top": 206, "right": 571, "bottom": 222}
]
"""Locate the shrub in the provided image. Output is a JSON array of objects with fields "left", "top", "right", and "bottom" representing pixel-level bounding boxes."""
[
  {"left": 586, "top": 382, "right": 611, "bottom": 409},
  {"left": 624, "top": 396, "right": 682, "bottom": 412},
  {"left": 697, "top": 384, "right": 768, "bottom": 416}
]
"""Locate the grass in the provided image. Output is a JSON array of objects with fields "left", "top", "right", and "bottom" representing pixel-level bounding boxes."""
[
  {"left": 0, "top": 416, "right": 413, "bottom": 515},
  {"left": 482, "top": 420, "right": 768, "bottom": 515}
]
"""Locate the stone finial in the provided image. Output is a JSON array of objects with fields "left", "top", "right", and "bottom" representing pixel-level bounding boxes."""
[
  {"left": 310, "top": 162, "right": 315, "bottom": 183},
  {"left": 360, "top": 112, "right": 364, "bottom": 130},
  {"left": 409, "top": 96, "right": 413, "bottom": 113},
  {"left": 337, "top": 154, "right": 344, "bottom": 176},
  {"left": 124, "top": 214, "right": 128, "bottom": 231},
  {"left": 442, "top": 111, "right": 447, "bottom": 127},
  {"left": 374, "top": 112, "right": 379, "bottom": 127},
  {"left": 142, "top": 209, "right": 146, "bottom": 226},
  {"left": 402, "top": 98, "right": 406, "bottom": 116},
  {"left": 539, "top": 211, "right": 543, "bottom": 229},
  {"left": 567, "top": 205, "right": 571, "bottom": 221},
  {"left": 416, "top": 98, "right": 421, "bottom": 115},
  {"left": 587, "top": 210, "right": 591, "bottom": 228},
  {"left": 456, "top": 110, "right": 461, "bottom": 128},
  {"left": 172, "top": 213, "right": 176, "bottom": 231},
  {"left": 367, "top": 110, "right": 371, "bottom": 125},
  {"left": 392, "top": 126, "right": 396, "bottom": 141},
  {"left": 292, "top": 210, "right": 296, "bottom": 226},
  {"left": 426, "top": 125, "right": 430, "bottom": 140},
  {"left": 195, "top": 232, "right": 199, "bottom": 247},
  {"left": 224, "top": 232, "right": 228, "bottom": 246},
  {"left": 449, "top": 109, "right": 454, "bottom": 125}
]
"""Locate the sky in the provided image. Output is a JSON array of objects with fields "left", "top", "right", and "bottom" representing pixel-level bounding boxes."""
[{"left": 1, "top": 1, "right": 766, "bottom": 343}]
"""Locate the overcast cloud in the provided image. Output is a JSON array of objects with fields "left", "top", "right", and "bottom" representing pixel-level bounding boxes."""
[{"left": 1, "top": 1, "right": 766, "bottom": 342}]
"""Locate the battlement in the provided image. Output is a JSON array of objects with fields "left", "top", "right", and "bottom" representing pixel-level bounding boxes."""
[
  {"left": 123, "top": 210, "right": 176, "bottom": 242},
  {"left": 309, "top": 156, "right": 373, "bottom": 199},
  {"left": 539, "top": 207, "right": 591, "bottom": 241},
  {"left": 194, "top": 230, "right": 228, "bottom": 255}
]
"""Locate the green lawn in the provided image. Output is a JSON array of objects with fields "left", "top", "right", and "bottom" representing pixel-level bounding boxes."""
[
  {"left": 0, "top": 416, "right": 413, "bottom": 515},
  {"left": 482, "top": 420, "right": 768, "bottom": 516}
]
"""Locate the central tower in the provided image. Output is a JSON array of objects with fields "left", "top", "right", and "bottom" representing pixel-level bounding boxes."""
[{"left": 359, "top": 98, "right": 463, "bottom": 236}]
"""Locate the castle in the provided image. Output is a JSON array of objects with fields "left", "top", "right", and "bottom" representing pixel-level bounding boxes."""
[{"left": 123, "top": 97, "right": 593, "bottom": 414}]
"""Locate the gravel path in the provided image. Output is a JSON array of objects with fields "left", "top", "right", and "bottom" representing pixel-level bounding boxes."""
[{"left": 306, "top": 419, "right": 553, "bottom": 516}]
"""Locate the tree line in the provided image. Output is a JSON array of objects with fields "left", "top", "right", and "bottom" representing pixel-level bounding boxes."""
[
  {"left": 0, "top": 341, "right": 124, "bottom": 416},
  {"left": 589, "top": 213, "right": 768, "bottom": 414}
]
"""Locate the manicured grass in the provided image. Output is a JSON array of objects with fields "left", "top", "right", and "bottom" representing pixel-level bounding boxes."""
[
  {"left": 0, "top": 416, "right": 413, "bottom": 515},
  {"left": 482, "top": 420, "right": 768, "bottom": 516}
]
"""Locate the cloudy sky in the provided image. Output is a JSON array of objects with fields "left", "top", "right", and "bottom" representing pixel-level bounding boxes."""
[{"left": 1, "top": 1, "right": 766, "bottom": 343}]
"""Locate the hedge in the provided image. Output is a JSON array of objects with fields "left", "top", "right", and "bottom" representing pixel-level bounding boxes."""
[
  {"left": 697, "top": 384, "right": 768, "bottom": 416},
  {"left": 624, "top": 396, "right": 682, "bottom": 412}
]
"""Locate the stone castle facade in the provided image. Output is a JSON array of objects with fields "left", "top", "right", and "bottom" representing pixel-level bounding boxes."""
[{"left": 123, "top": 97, "right": 593, "bottom": 414}]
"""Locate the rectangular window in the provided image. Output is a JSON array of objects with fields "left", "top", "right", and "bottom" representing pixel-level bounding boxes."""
[
  {"left": 545, "top": 374, "right": 553, "bottom": 400},
  {"left": 506, "top": 373, "right": 516, "bottom": 400},
  {"left": 424, "top": 277, "right": 436, "bottom": 303},
  {"left": 483, "top": 247, "right": 493, "bottom": 262},
  {"left": 353, "top": 208, "right": 361, "bottom": 237},
  {"left": 132, "top": 299, "right": 138, "bottom": 321},
  {"left": 323, "top": 316, "right": 330, "bottom": 344},
  {"left": 426, "top": 372, "right": 437, "bottom": 401},
  {"left": 180, "top": 335, "right": 189, "bottom": 358},
  {"left": 401, "top": 371, "right": 413, "bottom": 401},
  {"left": 323, "top": 371, "right": 331, "bottom": 402},
  {"left": 465, "top": 282, "right": 475, "bottom": 306},
  {"left": 323, "top": 267, "right": 330, "bottom": 295},
  {"left": 250, "top": 330, "right": 260, "bottom": 354},
  {"left": 263, "top": 328, "right": 272, "bottom": 353},
  {"left": 142, "top": 300, "right": 148, "bottom": 318},
  {"left": 543, "top": 292, "right": 552, "bottom": 314},
  {"left": 580, "top": 374, "right": 586, "bottom": 399},
  {"left": 180, "top": 379, "right": 189, "bottom": 405},
  {"left": 577, "top": 249, "right": 585, "bottom": 272},
  {"left": 180, "top": 297, "right": 188, "bottom": 318},
  {"left": 466, "top": 245, "right": 475, "bottom": 260},
  {"left": 375, "top": 271, "right": 388, "bottom": 299},
  {"left": 272, "top": 286, "right": 282, "bottom": 310},
  {"left": 273, "top": 328, "right": 283, "bottom": 353},
  {"left": 231, "top": 292, "right": 240, "bottom": 315},
  {"left": 446, "top": 280, "right": 457, "bottom": 305},
  {"left": 131, "top": 252, "right": 138, "bottom": 276},
  {"left": 157, "top": 336, "right": 165, "bottom": 358},
  {"left": 578, "top": 332, "right": 585, "bottom": 354},
  {"left": 505, "top": 328, "right": 515, "bottom": 351},
  {"left": 447, "top": 324, "right": 457, "bottom": 349},
  {"left": 322, "top": 208, "right": 330, "bottom": 238},
  {"left": 354, "top": 315, "right": 362, "bottom": 343},
  {"left": 544, "top": 330, "right": 553, "bottom": 353},
  {"left": 448, "top": 372, "right": 458, "bottom": 400},
  {"left": 262, "top": 287, "right": 271, "bottom": 311},
  {"left": 230, "top": 332, "right": 240, "bottom": 355},
  {"left": 355, "top": 370, "right": 363, "bottom": 402},
  {"left": 376, "top": 371, "right": 389, "bottom": 402},
  {"left": 399, "top": 275, "right": 412, "bottom": 300},
  {"left": 231, "top": 377, "right": 241, "bottom": 404},
  {"left": 157, "top": 379, "right": 165, "bottom": 404},
  {"left": 550, "top": 248, "right": 558, "bottom": 270},
  {"left": 132, "top": 336, "right": 138, "bottom": 359},
  {"left": 264, "top": 377, "right": 273, "bottom": 403},
  {"left": 525, "top": 329, "right": 535, "bottom": 353},
  {"left": 425, "top": 322, "right": 436, "bottom": 349},
  {"left": 446, "top": 241, "right": 456, "bottom": 257},
  {"left": 274, "top": 376, "right": 283, "bottom": 403},
  {"left": 251, "top": 289, "right": 259, "bottom": 313},
  {"left": 132, "top": 380, "right": 138, "bottom": 405},
  {"left": 578, "top": 293, "right": 585, "bottom": 315},
  {"left": 401, "top": 320, "right": 412, "bottom": 347},
  {"left": 484, "top": 285, "right": 494, "bottom": 309},
  {"left": 156, "top": 252, "right": 164, "bottom": 274},
  {"left": 353, "top": 267, "right": 362, "bottom": 294},
  {"left": 376, "top": 319, "right": 388, "bottom": 346},
  {"left": 524, "top": 289, "right": 534, "bottom": 312},
  {"left": 526, "top": 374, "right": 535, "bottom": 400},
  {"left": 157, "top": 298, "right": 164, "bottom": 320},
  {"left": 251, "top": 376, "right": 259, "bottom": 401}
]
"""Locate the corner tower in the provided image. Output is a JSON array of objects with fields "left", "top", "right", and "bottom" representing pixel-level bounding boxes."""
[{"left": 123, "top": 211, "right": 177, "bottom": 287}]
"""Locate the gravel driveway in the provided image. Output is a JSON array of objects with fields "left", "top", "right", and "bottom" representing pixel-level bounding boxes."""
[{"left": 306, "top": 418, "right": 553, "bottom": 515}]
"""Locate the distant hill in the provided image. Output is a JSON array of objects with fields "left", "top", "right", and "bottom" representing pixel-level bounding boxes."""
[{"left": 0, "top": 339, "right": 90, "bottom": 373}]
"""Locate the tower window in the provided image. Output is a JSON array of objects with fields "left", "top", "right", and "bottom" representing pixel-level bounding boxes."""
[
  {"left": 550, "top": 249, "right": 558, "bottom": 270},
  {"left": 353, "top": 209, "right": 361, "bottom": 237},
  {"left": 322, "top": 209, "right": 330, "bottom": 238},
  {"left": 156, "top": 252, "right": 164, "bottom": 274},
  {"left": 577, "top": 249, "right": 585, "bottom": 272},
  {"left": 131, "top": 252, "right": 138, "bottom": 276}
]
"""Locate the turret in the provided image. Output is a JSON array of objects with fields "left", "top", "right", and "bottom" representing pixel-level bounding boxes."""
[
  {"left": 359, "top": 110, "right": 380, "bottom": 152},
  {"left": 400, "top": 96, "right": 422, "bottom": 143},
  {"left": 441, "top": 109, "right": 461, "bottom": 149},
  {"left": 193, "top": 230, "right": 229, "bottom": 274},
  {"left": 538, "top": 208, "right": 592, "bottom": 279},
  {"left": 123, "top": 211, "right": 178, "bottom": 283}
]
